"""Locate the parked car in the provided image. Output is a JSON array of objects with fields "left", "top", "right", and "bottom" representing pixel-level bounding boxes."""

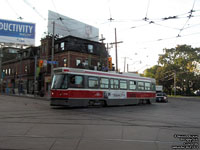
[{"left": 156, "top": 92, "right": 168, "bottom": 103}]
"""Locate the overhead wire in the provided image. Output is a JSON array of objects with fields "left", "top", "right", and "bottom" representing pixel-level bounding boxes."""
[
  {"left": 3, "top": 0, "right": 200, "bottom": 49},
  {"left": 107, "top": 0, "right": 114, "bottom": 22},
  {"left": 144, "top": 0, "right": 151, "bottom": 21},
  {"left": 5, "top": 0, "right": 23, "bottom": 20},
  {"left": 23, "top": 0, "right": 46, "bottom": 21},
  {"left": 50, "top": 0, "right": 71, "bottom": 33},
  {"left": 177, "top": 0, "right": 196, "bottom": 37}
]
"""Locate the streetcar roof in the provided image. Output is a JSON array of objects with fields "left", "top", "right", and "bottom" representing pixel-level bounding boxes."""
[{"left": 53, "top": 67, "right": 155, "bottom": 82}]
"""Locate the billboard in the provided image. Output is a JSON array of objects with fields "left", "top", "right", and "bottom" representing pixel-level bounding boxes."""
[
  {"left": 48, "top": 10, "right": 99, "bottom": 42},
  {"left": 0, "top": 19, "right": 35, "bottom": 45}
]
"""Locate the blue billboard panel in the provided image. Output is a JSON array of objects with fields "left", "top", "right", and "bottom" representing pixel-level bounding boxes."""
[{"left": 0, "top": 19, "right": 35, "bottom": 45}]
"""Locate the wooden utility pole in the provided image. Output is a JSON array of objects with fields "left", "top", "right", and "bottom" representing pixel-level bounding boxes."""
[
  {"left": 110, "top": 28, "right": 123, "bottom": 72},
  {"left": 174, "top": 72, "right": 176, "bottom": 96},
  {"left": 122, "top": 57, "right": 129, "bottom": 72},
  {"left": 99, "top": 34, "right": 106, "bottom": 43},
  {"left": 34, "top": 55, "right": 37, "bottom": 98},
  {"left": 0, "top": 46, "right": 2, "bottom": 94},
  {"left": 51, "top": 21, "right": 55, "bottom": 79}
]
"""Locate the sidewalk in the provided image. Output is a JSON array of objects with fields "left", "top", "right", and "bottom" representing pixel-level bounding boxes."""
[{"left": 1, "top": 93, "right": 50, "bottom": 101}]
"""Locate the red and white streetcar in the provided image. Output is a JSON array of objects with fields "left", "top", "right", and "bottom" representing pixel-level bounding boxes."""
[{"left": 50, "top": 67, "right": 156, "bottom": 107}]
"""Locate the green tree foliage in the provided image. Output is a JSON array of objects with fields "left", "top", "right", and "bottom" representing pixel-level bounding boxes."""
[{"left": 144, "top": 45, "right": 200, "bottom": 95}]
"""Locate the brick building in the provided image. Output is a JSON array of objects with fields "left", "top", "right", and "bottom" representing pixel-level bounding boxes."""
[
  {"left": 2, "top": 46, "right": 39, "bottom": 94},
  {"left": 2, "top": 35, "right": 109, "bottom": 96}
]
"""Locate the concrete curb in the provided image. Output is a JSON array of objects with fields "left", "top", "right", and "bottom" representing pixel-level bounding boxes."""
[{"left": 0, "top": 93, "right": 50, "bottom": 101}]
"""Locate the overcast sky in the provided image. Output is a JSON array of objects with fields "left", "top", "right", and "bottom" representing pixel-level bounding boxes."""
[{"left": 1, "top": 0, "right": 200, "bottom": 72}]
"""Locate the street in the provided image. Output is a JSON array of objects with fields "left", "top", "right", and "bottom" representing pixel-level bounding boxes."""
[{"left": 0, "top": 95, "right": 199, "bottom": 150}]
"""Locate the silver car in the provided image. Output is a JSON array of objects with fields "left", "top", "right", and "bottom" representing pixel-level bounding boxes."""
[{"left": 156, "top": 92, "right": 168, "bottom": 103}]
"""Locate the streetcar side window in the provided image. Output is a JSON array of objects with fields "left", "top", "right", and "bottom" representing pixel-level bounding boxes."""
[
  {"left": 69, "top": 75, "right": 84, "bottom": 88},
  {"left": 120, "top": 80, "right": 127, "bottom": 90},
  {"left": 88, "top": 76, "right": 99, "bottom": 88},
  {"left": 129, "top": 80, "right": 137, "bottom": 90},
  {"left": 138, "top": 81, "right": 144, "bottom": 90},
  {"left": 110, "top": 79, "right": 119, "bottom": 89},
  {"left": 145, "top": 82, "right": 151, "bottom": 91},
  {"left": 100, "top": 78, "right": 109, "bottom": 89}
]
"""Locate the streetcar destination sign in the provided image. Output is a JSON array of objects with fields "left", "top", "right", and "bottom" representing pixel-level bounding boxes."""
[{"left": 0, "top": 19, "right": 35, "bottom": 45}]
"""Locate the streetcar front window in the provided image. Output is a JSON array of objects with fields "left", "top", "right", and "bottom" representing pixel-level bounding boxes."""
[{"left": 51, "top": 74, "right": 68, "bottom": 89}]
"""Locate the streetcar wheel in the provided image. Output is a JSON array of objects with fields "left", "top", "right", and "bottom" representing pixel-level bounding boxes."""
[
  {"left": 89, "top": 100, "right": 95, "bottom": 106},
  {"left": 99, "top": 100, "right": 107, "bottom": 107},
  {"left": 146, "top": 99, "right": 151, "bottom": 104}
]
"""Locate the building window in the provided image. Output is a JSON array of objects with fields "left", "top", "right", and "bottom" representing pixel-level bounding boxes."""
[
  {"left": 61, "top": 42, "right": 65, "bottom": 51},
  {"left": 76, "top": 59, "right": 81, "bottom": 66},
  {"left": 8, "top": 68, "right": 11, "bottom": 75},
  {"left": 83, "top": 59, "right": 88, "bottom": 66},
  {"left": 97, "top": 62, "right": 100, "bottom": 67},
  {"left": 63, "top": 58, "right": 67, "bottom": 67},
  {"left": 12, "top": 68, "right": 15, "bottom": 75},
  {"left": 23, "top": 52, "right": 27, "bottom": 57},
  {"left": 25, "top": 65, "right": 28, "bottom": 73},
  {"left": 88, "top": 44, "right": 93, "bottom": 53}
]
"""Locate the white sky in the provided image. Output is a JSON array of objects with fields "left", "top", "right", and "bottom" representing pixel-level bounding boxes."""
[{"left": 1, "top": 0, "right": 200, "bottom": 73}]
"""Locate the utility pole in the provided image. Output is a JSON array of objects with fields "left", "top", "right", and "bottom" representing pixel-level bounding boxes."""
[
  {"left": 51, "top": 21, "right": 55, "bottom": 79},
  {"left": 110, "top": 28, "right": 123, "bottom": 72},
  {"left": 34, "top": 55, "right": 37, "bottom": 98},
  {"left": 19, "top": 45, "right": 23, "bottom": 95},
  {"left": 123, "top": 57, "right": 129, "bottom": 72},
  {"left": 99, "top": 34, "right": 106, "bottom": 43},
  {"left": 174, "top": 72, "right": 176, "bottom": 96},
  {"left": 0, "top": 45, "right": 3, "bottom": 94}
]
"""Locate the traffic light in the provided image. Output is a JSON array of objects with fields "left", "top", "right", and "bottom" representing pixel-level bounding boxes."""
[
  {"left": 39, "top": 60, "right": 43, "bottom": 68},
  {"left": 108, "top": 57, "right": 112, "bottom": 70}
]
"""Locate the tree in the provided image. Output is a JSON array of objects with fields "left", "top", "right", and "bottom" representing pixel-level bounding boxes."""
[{"left": 145, "top": 45, "right": 200, "bottom": 95}]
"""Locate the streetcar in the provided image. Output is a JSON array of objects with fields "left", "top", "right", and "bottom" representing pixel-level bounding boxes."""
[{"left": 50, "top": 67, "right": 156, "bottom": 107}]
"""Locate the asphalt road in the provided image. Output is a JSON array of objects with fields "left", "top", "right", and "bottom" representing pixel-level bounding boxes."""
[{"left": 0, "top": 95, "right": 199, "bottom": 150}]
